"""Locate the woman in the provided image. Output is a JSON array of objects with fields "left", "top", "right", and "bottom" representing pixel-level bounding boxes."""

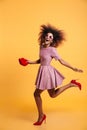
[{"left": 19, "top": 24, "right": 83, "bottom": 125}]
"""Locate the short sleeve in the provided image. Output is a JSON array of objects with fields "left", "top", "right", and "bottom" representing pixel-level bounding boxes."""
[{"left": 51, "top": 47, "right": 61, "bottom": 60}]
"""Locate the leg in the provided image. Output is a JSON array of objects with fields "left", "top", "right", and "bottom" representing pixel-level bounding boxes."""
[
  {"left": 34, "top": 89, "right": 44, "bottom": 122},
  {"left": 48, "top": 82, "right": 77, "bottom": 98}
]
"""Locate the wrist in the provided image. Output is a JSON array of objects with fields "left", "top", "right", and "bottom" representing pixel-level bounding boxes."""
[
  {"left": 27, "top": 60, "right": 30, "bottom": 64},
  {"left": 73, "top": 67, "right": 78, "bottom": 71}
]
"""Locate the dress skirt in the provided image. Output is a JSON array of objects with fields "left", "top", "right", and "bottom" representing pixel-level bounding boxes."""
[{"left": 35, "top": 65, "right": 65, "bottom": 90}]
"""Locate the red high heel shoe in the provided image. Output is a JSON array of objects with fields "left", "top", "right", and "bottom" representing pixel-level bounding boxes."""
[
  {"left": 33, "top": 114, "right": 46, "bottom": 126},
  {"left": 70, "top": 80, "right": 82, "bottom": 90}
]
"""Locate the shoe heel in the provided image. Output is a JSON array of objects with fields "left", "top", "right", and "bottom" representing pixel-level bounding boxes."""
[{"left": 71, "top": 79, "right": 82, "bottom": 90}]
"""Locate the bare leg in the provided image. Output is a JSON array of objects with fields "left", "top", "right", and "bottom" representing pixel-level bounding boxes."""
[
  {"left": 48, "top": 82, "right": 77, "bottom": 98},
  {"left": 34, "top": 89, "right": 44, "bottom": 122}
]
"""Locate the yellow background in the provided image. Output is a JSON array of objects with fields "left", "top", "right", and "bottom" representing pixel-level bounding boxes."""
[{"left": 0, "top": 0, "right": 87, "bottom": 129}]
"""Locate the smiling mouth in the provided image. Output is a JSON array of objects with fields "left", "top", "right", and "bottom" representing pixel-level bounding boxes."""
[
  {"left": 46, "top": 39, "right": 49, "bottom": 41},
  {"left": 44, "top": 40, "right": 50, "bottom": 45}
]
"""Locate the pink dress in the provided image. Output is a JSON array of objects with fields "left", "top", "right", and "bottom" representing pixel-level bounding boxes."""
[{"left": 35, "top": 46, "right": 65, "bottom": 90}]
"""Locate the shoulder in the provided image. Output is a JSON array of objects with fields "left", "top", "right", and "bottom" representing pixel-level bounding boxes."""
[{"left": 50, "top": 46, "right": 57, "bottom": 52}]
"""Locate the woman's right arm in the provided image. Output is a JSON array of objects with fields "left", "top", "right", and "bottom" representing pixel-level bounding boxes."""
[{"left": 28, "top": 59, "right": 40, "bottom": 64}]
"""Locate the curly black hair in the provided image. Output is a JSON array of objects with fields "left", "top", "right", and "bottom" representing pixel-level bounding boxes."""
[{"left": 38, "top": 24, "right": 65, "bottom": 47}]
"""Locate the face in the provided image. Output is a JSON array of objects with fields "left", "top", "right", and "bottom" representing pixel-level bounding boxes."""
[{"left": 45, "top": 33, "right": 53, "bottom": 45}]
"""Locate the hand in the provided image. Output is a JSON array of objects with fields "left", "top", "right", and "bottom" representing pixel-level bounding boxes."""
[{"left": 73, "top": 67, "right": 83, "bottom": 73}]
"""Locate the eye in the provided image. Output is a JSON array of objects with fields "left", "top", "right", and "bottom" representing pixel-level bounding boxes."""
[
  {"left": 45, "top": 34, "right": 48, "bottom": 37},
  {"left": 49, "top": 35, "right": 53, "bottom": 39}
]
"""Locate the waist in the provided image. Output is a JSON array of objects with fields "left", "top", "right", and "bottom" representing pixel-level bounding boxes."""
[{"left": 40, "top": 64, "right": 50, "bottom": 66}]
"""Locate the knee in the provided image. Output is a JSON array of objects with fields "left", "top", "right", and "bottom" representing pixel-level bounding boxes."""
[
  {"left": 49, "top": 93, "right": 55, "bottom": 98},
  {"left": 48, "top": 90, "right": 56, "bottom": 98},
  {"left": 33, "top": 90, "right": 40, "bottom": 97}
]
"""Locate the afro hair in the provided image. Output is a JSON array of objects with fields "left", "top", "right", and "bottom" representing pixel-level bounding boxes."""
[{"left": 38, "top": 24, "right": 65, "bottom": 47}]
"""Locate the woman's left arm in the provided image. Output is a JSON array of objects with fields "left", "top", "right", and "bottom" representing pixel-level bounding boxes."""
[{"left": 58, "top": 58, "right": 83, "bottom": 72}]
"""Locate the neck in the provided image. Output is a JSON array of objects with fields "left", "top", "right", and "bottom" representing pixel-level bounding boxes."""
[
  {"left": 43, "top": 44, "right": 50, "bottom": 48},
  {"left": 42, "top": 42, "right": 51, "bottom": 48}
]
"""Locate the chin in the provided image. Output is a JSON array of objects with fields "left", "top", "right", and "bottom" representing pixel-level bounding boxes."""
[{"left": 45, "top": 41, "right": 50, "bottom": 45}]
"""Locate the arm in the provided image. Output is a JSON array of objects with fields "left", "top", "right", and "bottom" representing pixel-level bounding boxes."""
[
  {"left": 28, "top": 59, "right": 40, "bottom": 64},
  {"left": 58, "top": 58, "right": 83, "bottom": 72}
]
